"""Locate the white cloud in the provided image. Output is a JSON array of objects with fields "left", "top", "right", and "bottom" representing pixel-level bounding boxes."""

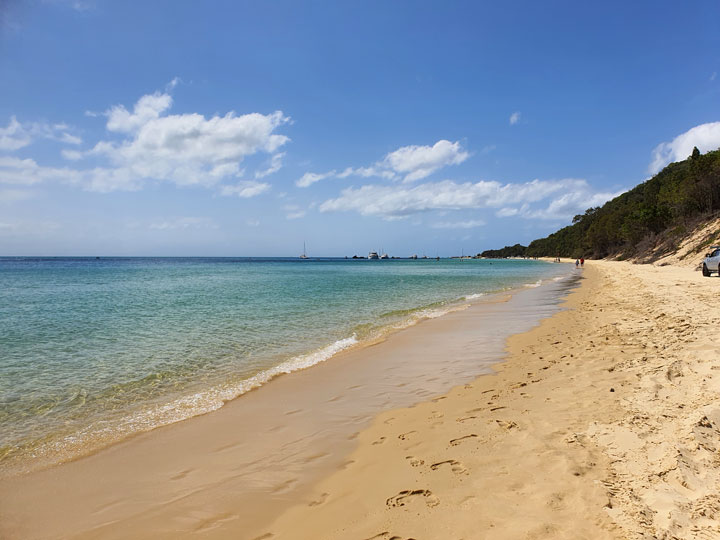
[
  {"left": 296, "top": 170, "right": 336, "bottom": 188},
  {"left": 382, "top": 140, "right": 469, "bottom": 182},
  {"left": 0, "top": 117, "right": 82, "bottom": 151},
  {"left": 496, "top": 206, "right": 521, "bottom": 217},
  {"left": 284, "top": 204, "right": 306, "bottom": 219},
  {"left": 649, "top": 121, "right": 720, "bottom": 174},
  {"left": 509, "top": 112, "right": 521, "bottom": 125},
  {"left": 336, "top": 166, "right": 395, "bottom": 180},
  {"left": 2, "top": 85, "right": 291, "bottom": 193},
  {"left": 90, "top": 98, "right": 290, "bottom": 188},
  {"left": 521, "top": 190, "right": 623, "bottom": 220},
  {"left": 0, "top": 156, "right": 138, "bottom": 193},
  {"left": 0, "top": 117, "right": 32, "bottom": 151},
  {"left": 59, "top": 132, "right": 82, "bottom": 145},
  {"left": 431, "top": 219, "right": 485, "bottom": 229},
  {"left": 255, "top": 152, "right": 285, "bottom": 178},
  {"left": 147, "top": 217, "right": 218, "bottom": 231},
  {"left": 219, "top": 180, "right": 270, "bottom": 198},
  {"left": 320, "top": 178, "right": 618, "bottom": 221},
  {"left": 711, "top": 72, "right": 717, "bottom": 81},
  {"left": 0, "top": 156, "right": 82, "bottom": 186},
  {"left": 297, "top": 139, "right": 469, "bottom": 188},
  {"left": 105, "top": 92, "right": 173, "bottom": 133},
  {"left": 209, "top": 162, "right": 242, "bottom": 178}
]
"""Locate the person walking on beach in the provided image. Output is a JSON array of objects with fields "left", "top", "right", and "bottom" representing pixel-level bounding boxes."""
[
  {"left": 580, "top": 257, "right": 584, "bottom": 267},
  {"left": 575, "top": 258, "right": 579, "bottom": 268}
]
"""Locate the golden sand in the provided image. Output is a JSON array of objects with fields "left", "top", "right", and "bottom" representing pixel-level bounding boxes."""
[{"left": 265, "top": 261, "right": 720, "bottom": 539}]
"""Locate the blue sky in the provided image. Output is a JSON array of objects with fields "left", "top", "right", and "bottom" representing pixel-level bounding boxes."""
[{"left": 1, "top": 0, "right": 719, "bottom": 256}]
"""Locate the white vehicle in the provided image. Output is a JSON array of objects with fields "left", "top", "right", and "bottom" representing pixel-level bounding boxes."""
[{"left": 702, "top": 246, "right": 720, "bottom": 277}]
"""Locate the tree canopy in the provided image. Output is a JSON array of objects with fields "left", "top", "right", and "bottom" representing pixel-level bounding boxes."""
[{"left": 484, "top": 147, "right": 720, "bottom": 259}]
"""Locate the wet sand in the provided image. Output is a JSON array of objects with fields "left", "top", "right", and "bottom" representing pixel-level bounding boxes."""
[{"left": 0, "top": 272, "right": 575, "bottom": 539}]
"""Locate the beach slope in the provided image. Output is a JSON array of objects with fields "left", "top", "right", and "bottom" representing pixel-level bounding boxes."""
[{"left": 265, "top": 261, "right": 720, "bottom": 539}]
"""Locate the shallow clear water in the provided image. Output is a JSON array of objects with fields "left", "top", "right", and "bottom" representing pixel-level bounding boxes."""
[{"left": 0, "top": 257, "right": 566, "bottom": 472}]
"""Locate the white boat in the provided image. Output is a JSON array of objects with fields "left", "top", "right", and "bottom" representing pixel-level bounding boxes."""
[
  {"left": 410, "top": 254, "right": 417, "bottom": 259},
  {"left": 368, "top": 251, "right": 379, "bottom": 259},
  {"left": 299, "top": 242, "right": 309, "bottom": 259},
  {"left": 380, "top": 253, "right": 389, "bottom": 259}
]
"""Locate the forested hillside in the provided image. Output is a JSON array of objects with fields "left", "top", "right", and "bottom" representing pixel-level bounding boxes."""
[
  {"left": 487, "top": 147, "right": 720, "bottom": 260},
  {"left": 478, "top": 243, "right": 527, "bottom": 258}
]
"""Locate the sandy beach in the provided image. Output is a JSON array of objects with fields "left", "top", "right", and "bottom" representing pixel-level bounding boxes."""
[
  {"left": 264, "top": 260, "right": 720, "bottom": 539},
  {"left": 2, "top": 260, "right": 720, "bottom": 539}
]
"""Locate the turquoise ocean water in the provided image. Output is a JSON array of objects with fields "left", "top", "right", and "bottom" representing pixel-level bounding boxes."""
[{"left": 0, "top": 257, "right": 567, "bottom": 473}]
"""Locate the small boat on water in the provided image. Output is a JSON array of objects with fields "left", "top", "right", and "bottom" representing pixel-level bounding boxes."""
[
  {"left": 299, "top": 242, "right": 309, "bottom": 259},
  {"left": 410, "top": 254, "right": 417, "bottom": 259},
  {"left": 368, "top": 251, "right": 379, "bottom": 259},
  {"left": 380, "top": 253, "right": 389, "bottom": 259}
]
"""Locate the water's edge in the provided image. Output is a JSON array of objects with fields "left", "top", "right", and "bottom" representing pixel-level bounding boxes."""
[{"left": 0, "top": 259, "right": 572, "bottom": 477}]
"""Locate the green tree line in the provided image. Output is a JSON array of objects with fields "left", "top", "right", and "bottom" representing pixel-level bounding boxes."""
[
  {"left": 479, "top": 243, "right": 528, "bottom": 258},
  {"left": 484, "top": 147, "right": 720, "bottom": 259}
]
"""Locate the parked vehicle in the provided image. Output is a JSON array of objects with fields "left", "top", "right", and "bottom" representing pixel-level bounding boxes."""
[{"left": 702, "top": 246, "right": 720, "bottom": 277}]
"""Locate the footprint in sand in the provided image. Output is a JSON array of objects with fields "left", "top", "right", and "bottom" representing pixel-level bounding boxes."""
[
  {"left": 456, "top": 415, "right": 477, "bottom": 423},
  {"left": 430, "top": 459, "right": 468, "bottom": 475},
  {"left": 398, "top": 431, "right": 417, "bottom": 440},
  {"left": 364, "top": 533, "right": 418, "bottom": 540},
  {"left": 308, "top": 492, "right": 329, "bottom": 507},
  {"left": 450, "top": 434, "right": 478, "bottom": 446},
  {"left": 192, "top": 512, "right": 240, "bottom": 533},
  {"left": 405, "top": 456, "right": 425, "bottom": 467},
  {"left": 170, "top": 469, "right": 193, "bottom": 481},
  {"left": 372, "top": 436, "right": 386, "bottom": 445},
  {"left": 270, "top": 478, "right": 298, "bottom": 494},
  {"left": 386, "top": 489, "right": 439, "bottom": 508},
  {"left": 495, "top": 419, "right": 518, "bottom": 430}
]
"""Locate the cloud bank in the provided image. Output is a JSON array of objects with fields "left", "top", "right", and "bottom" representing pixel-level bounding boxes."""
[
  {"left": 296, "top": 139, "right": 469, "bottom": 187},
  {"left": 320, "top": 178, "right": 621, "bottom": 221},
  {"left": 0, "top": 84, "right": 290, "bottom": 195}
]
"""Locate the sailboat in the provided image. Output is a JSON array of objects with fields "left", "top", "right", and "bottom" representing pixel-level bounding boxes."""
[{"left": 299, "top": 241, "right": 309, "bottom": 259}]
